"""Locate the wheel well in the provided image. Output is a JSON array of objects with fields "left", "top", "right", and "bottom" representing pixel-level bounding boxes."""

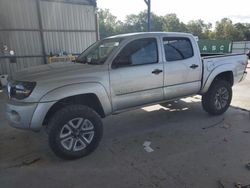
[
  {"left": 214, "top": 71, "right": 234, "bottom": 86},
  {"left": 43, "top": 93, "right": 105, "bottom": 126}
]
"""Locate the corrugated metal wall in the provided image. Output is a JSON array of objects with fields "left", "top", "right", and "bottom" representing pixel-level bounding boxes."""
[
  {"left": 0, "top": 0, "right": 97, "bottom": 75},
  {"left": 43, "top": 32, "right": 96, "bottom": 55},
  {"left": 0, "top": 0, "right": 43, "bottom": 75},
  {"left": 0, "top": 31, "right": 43, "bottom": 56},
  {"left": 40, "top": 0, "right": 97, "bottom": 55},
  {"left": 0, "top": 0, "right": 39, "bottom": 29},
  {"left": 232, "top": 41, "right": 250, "bottom": 54},
  {"left": 40, "top": 1, "right": 96, "bottom": 30}
]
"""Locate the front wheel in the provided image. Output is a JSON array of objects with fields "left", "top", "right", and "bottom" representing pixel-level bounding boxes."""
[
  {"left": 48, "top": 105, "right": 103, "bottom": 160},
  {"left": 202, "top": 80, "right": 232, "bottom": 115}
]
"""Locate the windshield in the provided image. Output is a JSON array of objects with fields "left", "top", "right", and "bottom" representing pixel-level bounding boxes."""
[{"left": 76, "top": 38, "right": 122, "bottom": 65}]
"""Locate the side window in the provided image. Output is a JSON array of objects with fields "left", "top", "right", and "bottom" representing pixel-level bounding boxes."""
[
  {"left": 112, "top": 38, "right": 158, "bottom": 68},
  {"left": 163, "top": 37, "right": 194, "bottom": 61}
]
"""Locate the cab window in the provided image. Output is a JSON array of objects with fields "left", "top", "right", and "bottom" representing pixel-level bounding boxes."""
[
  {"left": 112, "top": 38, "right": 158, "bottom": 68},
  {"left": 163, "top": 37, "right": 194, "bottom": 61}
]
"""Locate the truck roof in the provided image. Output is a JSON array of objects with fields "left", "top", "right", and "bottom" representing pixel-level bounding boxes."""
[{"left": 105, "top": 32, "right": 194, "bottom": 39}]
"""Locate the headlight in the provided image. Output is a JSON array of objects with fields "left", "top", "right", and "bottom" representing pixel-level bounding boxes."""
[{"left": 8, "top": 81, "right": 36, "bottom": 100}]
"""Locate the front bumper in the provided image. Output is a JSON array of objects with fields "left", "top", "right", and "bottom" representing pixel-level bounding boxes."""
[
  {"left": 5, "top": 99, "right": 56, "bottom": 131},
  {"left": 5, "top": 100, "right": 38, "bottom": 130}
]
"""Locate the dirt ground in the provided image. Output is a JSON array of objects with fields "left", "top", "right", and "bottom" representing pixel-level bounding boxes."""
[{"left": 0, "top": 70, "right": 249, "bottom": 188}]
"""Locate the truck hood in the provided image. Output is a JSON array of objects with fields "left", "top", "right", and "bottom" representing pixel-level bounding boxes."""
[{"left": 11, "top": 61, "right": 106, "bottom": 82}]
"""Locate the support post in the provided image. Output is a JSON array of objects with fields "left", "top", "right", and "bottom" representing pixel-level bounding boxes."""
[
  {"left": 36, "top": 0, "right": 47, "bottom": 64},
  {"left": 94, "top": 7, "right": 100, "bottom": 41},
  {"left": 144, "top": 0, "right": 151, "bottom": 32}
]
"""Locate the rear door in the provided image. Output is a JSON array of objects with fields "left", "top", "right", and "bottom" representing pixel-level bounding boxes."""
[
  {"left": 162, "top": 37, "right": 202, "bottom": 99},
  {"left": 109, "top": 37, "right": 164, "bottom": 111}
]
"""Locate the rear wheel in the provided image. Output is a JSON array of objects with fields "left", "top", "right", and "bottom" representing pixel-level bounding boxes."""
[
  {"left": 48, "top": 105, "right": 103, "bottom": 160},
  {"left": 202, "top": 80, "right": 232, "bottom": 115}
]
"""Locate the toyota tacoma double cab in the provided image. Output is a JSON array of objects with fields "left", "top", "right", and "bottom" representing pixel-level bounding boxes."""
[{"left": 5, "top": 32, "right": 248, "bottom": 160}]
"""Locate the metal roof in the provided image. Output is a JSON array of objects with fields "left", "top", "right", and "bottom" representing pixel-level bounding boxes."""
[{"left": 41, "top": 0, "right": 97, "bottom": 6}]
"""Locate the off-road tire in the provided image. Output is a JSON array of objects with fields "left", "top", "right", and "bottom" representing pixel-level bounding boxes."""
[
  {"left": 202, "top": 80, "right": 232, "bottom": 115},
  {"left": 48, "top": 105, "right": 103, "bottom": 160}
]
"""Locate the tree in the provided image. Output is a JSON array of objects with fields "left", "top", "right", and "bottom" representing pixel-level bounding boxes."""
[
  {"left": 214, "top": 18, "right": 242, "bottom": 41},
  {"left": 234, "top": 23, "right": 250, "bottom": 40},
  {"left": 123, "top": 11, "right": 164, "bottom": 33},
  {"left": 151, "top": 13, "right": 165, "bottom": 31},
  {"left": 98, "top": 9, "right": 250, "bottom": 42},
  {"left": 186, "top": 20, "right": 212, "bottom": 39},
  {"left": 98, "top": 9, "right": 121, "bottom": 38},
  {"left": 162, "top": 13, "right": 187, "bottom": 32},
  {"left": 124, "top": 12, "right": 147, "bottom": 33}
]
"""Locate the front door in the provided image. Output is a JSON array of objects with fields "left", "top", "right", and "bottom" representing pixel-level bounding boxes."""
[{"left": 109, "top": 37, "right": 164, "bottom": 111}]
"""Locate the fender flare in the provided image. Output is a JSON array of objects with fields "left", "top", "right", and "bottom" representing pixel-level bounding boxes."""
[
  {"left": 201, "top": 64, "right": 235, "bottom": 94},
  {"left": 30, "top": 82, "right": 112, "bottom": 130},
  {"left": 40, "top": 82, "right": 112, "bottom": 114}
]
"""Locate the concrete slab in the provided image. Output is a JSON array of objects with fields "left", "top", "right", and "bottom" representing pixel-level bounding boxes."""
[{"left": 0, "top": 71, "right": 250, "bottom": 188}]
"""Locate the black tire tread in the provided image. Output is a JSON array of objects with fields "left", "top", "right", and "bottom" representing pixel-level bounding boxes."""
[
  {"left": 48, "top": 105, "right": 103, "bottom": 160},
  {"left": 202, "top": 80, "right": 232, "bottom": 115}
]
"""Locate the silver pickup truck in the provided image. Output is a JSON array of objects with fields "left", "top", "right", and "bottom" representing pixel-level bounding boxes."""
[{"left": 5, "top": 32, "right": 248, "bottom": 159}]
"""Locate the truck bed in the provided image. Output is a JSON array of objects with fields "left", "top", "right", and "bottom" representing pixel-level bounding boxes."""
[
  {"left": 201, "top": 53, "right": 248, "bottom": 93},
  {"left": 201, "top": 53, "right": 245, "bottom": 58}
]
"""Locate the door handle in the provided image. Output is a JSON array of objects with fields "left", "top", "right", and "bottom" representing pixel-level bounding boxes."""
[
  {"left": 152, "top": 69, "right": 163, "bottom": 75},
  {"left": 190, "top": 64, "right": 199, "bottom": 69}
]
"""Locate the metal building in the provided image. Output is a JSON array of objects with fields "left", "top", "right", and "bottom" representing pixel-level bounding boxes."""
[{"left": 0, "top": 0, "right": 98, "bottom": 75}]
